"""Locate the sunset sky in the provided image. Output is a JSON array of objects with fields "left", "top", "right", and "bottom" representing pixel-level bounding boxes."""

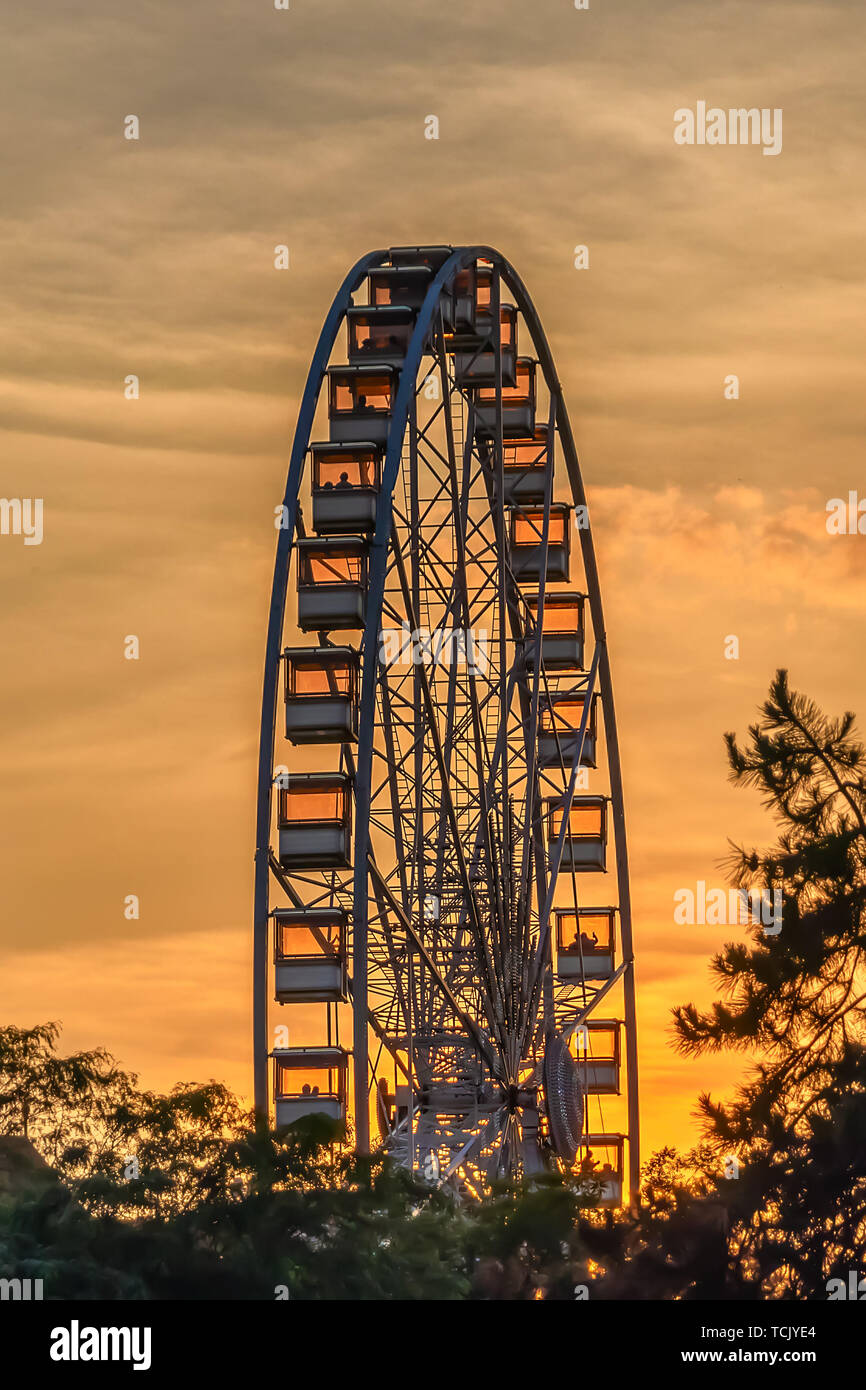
[{"left": 2, "top": 0, "right": 865, "bottom": 1161}]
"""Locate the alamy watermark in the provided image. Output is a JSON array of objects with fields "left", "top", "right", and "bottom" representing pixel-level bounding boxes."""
[
  {"left": 49, "top": 1321, "right": 152, "bottom": 1371},
  {"left": 0, "top": 497, "right": 43, "bottom": 545},
  {"left": 673, "top": 880, "right": 783, "bottom": 936},
  {"left": 827, "top": 1271, "right": 866, "bottom": 1300},
  {"left": 1, "top": 1276, "right": 43, "bottom": 1300},
  {"left": 674, "top": 103, "right": 782, "bottom": 157},
  {"left": 826, "top": 491, "right": 866, "bottom": 535},
  {"left": 379, "top": 622, "right": 489, "bottom": 674}
]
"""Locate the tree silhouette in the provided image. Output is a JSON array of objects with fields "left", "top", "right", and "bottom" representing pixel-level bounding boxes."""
[{"left": 667, "top": 670, "right": 866, "bottom": 1297}]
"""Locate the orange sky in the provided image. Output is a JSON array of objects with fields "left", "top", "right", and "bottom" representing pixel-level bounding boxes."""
[{"left": 2, "top": 0, "right": 865, "bottom": 1163}]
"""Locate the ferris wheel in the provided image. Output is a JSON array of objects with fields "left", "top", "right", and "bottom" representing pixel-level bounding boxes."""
[{"left": 253, "top": 246, "right": 639, "bottom": 1202}]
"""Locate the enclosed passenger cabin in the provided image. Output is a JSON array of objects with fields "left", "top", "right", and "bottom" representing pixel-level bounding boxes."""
[
  {"left": 499, "top": 426, "right": 550, "bottom": 505},
  {"left": 388, "top": 245, "right": 453, "bottom": 271},
  {"left": 347, "top": 305, "right": 414, "bottom": 367},
  {"left": 524, "top": 592, "right": 585, "bottom": 671},
  {"left": 509, "top": 504, "right": 571, "bottom": 583},
  {"left": 475, "top": 357, "right": 536, "bottom": 438},
  {"left": 328, "top": 366, "right": 397, "bottom": 446},
  {"left": 555, "top": 907, "right": 616, "bottom": 981},
  {"left": 546, "top": 794, "right": 608, "bottom": 872},
  {"left": 447, "top": 261, "right": 496, "bottom": 342},
  {"left": 273, "top": 1046, "right": 348, "bottom": 1128},
  {"left": 273, "top": 908, "right": 348, "bottom": 1003},
  {"left": 574, "top": 1020, "right": 621, "bottom": 1094},
  {"left": 452, "top": 306, "right": 517, "bottom": 388},
  {"left": 368, "top": 264, "right": 433, "bottom": 312},
  {"left": 284, "top": 646, "right": 359, "bottom": 744},
  {"left": 296, "top": 536, "right": 367, "bottom": 632},
  {"left": 538, "top": 690, "right": 599, "bottom": 768},
  {"left": 277, "top": 772, "right": 352, "bottom": 870},
  {"left": 310, "top": 443, "right": 380, "bottom": 536},
  {"left": 578, "top": 1134, "right": 624, "bottom": 1207},
  {"left": 448, "top": 264, "right": 476, "bottom": 336}
]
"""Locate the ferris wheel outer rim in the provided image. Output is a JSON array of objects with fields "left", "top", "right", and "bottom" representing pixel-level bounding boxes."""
[{"left": 253, "top": 248, "right": 389, "bottom": 1123}]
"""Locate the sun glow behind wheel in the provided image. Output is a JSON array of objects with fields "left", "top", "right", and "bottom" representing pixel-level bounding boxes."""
[{"left": 254, "top": 246, "right": 639, "bottom": 1202}]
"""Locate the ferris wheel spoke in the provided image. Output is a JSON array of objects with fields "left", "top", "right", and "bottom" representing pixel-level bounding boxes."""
[
  {"left": 434, "top": 326, "right": 517, "bottom": 1020},
  {"left": 366, "top": 856, "right": 501, "bottom": 1075}
]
